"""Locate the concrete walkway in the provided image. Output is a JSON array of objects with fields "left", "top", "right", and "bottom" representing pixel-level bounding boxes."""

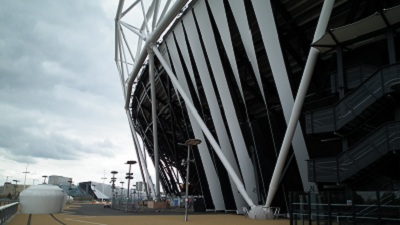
[{"left": 7, "top": 203, "right": 291, "bottom": 225}]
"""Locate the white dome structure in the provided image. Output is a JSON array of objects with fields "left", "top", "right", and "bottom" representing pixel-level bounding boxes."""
[{"left": 20, "top": 184, "right": 67, "bottom": 214}]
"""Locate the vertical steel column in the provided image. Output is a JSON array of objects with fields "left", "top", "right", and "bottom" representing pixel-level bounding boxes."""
[
  {"left": 149, "top": 46, "right": 160, "bottom": 201},
  {"left": 387, "top": 29, "right": 396, "bottom": 64},
  {"left": 336, "top": 46, "right": 348, "bottom": 151},
  {"left": 336, "top": 46, "right": 345, "bottom": 99},
  {"left": 264, "top": 0, "right": 335, "bottom": 208}
]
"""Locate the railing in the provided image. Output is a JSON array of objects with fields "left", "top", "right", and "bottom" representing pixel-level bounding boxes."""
[
  {"left": 290, "top": 191, "right": 400, "bottom": 225},
  {"left": 0, "top": 202, "right": 19, "bottom": 225},
  {"left": 308, "top": 121, "right": 400, "bottom": 183},
  {"left": 331, "top": 64, "right": 378, "bottom": 93},
  {"left": 306, "top": 63, "right": 400, "bottom": 134}
]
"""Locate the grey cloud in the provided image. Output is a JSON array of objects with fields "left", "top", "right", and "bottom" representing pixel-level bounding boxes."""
[{"left": 0, "top": 0, "right": 123, "bottom": 165}]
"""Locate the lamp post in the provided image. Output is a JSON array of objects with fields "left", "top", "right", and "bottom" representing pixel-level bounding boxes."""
[
  {"left": 125, "top": 160, "right": 136, "bottom": 212},
  {"left": 42, "top": 175, "right": 48, "bottom": 184},
  {"left": 111, "top": 171, "right": 118, "bottom": 208},
  {"left": 120, "top": 181, "right": 125, "bottom": 198},
  {"left": 68, "top": 179, "right": 72, "bottom": 190},
  {"left": 22, "top": 164, "right": 30, "bottom": 191},
  {"left": 101, "top": 170, "right": 107, "bottom": 202},
  {"left": 180, "top": 138, "right": 201, "bottom": 222},
  {"left": 12, "top": 180, "right": 19, "bottom": 198}
]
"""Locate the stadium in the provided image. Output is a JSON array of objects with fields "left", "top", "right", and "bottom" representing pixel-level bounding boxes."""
[{"left": 115, "top": 0, "right": 400, "bottom": 221}]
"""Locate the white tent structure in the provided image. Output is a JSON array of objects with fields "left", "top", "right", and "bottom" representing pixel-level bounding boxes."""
[{"left": 20, "top": 184, "right": 67, "bottom": 214}]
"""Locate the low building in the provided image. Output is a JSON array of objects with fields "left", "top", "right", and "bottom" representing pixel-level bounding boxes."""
[
  {"left": 48, "top": 175, "right": 72, "bottom": 186},
  {"left": 2, "top": 182, "right": 30, "bottom": 197}
]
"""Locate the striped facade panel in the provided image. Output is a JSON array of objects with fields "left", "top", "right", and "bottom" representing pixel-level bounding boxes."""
[
  {"left": 251, "top": 0, "right": 314, "bottom": 190},
  {"left": 164, "top": 30, "right": 225, "bottom": 211},
  {"left": 176, "top": 7, "right": 246, "bottom": 212},
  {"left": 192, "top": 0, "right": 258, "bottom": 205},
  {"left": 127, "top": 0, "right": 400, "bottom": 215}
]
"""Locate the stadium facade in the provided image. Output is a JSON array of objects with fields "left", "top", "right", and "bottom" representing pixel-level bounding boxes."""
[{"left": 115, "top": 0, "right": 400, "bottom": 215}]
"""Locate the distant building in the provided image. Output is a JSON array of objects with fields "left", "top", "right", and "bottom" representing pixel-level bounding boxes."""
[
  {"left": 48, "top": 175, "right": 72, "bottom": 186},
  {"left": 78, "top": 181, "right": 113, "bottom": 200},
  {"left": 2, "top": 182, "right": 29, "bottom": 196}
]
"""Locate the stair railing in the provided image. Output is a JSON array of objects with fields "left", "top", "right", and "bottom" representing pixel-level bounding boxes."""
[
  {"left": 308, "top": 122, "right": 400, "bottom": 183},
  {"left": 306, "top": 63, "right": 400, "bottom": 134}
]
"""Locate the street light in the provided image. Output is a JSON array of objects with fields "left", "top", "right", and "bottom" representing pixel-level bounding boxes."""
[
  {"left": 120, "top": 181, "right": 124, "bottom": 198},
  {"left": 125, "top": 160, "right": 136, "bottom": 212},
  {"left": 68, "top": 179, "right": 72, "bottom": 190},
  {"left": 42, "top": 175, "right": 48, "bottom": 184},
  {"left": 180, "top": 138, "right": 201, "bottom": 222},
  {"left": 101, "top": 170, "right": 107, "bottom": 202},
  {"left": 12, "top": 180, "right": 19, "bottom": 197},
  {"left": 111, "top": 171, "right": 118, "bottom": 208},
  {"left": 22, "top": 164, "right": 30, "bottom": 191}
]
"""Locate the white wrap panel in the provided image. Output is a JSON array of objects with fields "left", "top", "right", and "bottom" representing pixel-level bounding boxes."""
[
  {"left": 193, "top": 0, "right": 258, "bottom": 204},
  {"left": 207, "top": 0, "right": 244, "bottom": 100},
  {"left": 172, "top": 24, "right": 200, "bottom": 100},
  {"left": 177, "top": 12, "right": 247, "bottom": 212},
  {"left": 165, "top": 29, "right": 226, "bottom": 211},
  {"left": 227, "top": 0, "right": 266, "bottom": 103},
  {"left": 252, "top": 0, "right": 314, "bottom": 190}
]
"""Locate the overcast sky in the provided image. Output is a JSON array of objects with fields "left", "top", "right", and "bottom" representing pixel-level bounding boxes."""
[{"left": 0, "top": 0, "right": 152, "bottom": 187}]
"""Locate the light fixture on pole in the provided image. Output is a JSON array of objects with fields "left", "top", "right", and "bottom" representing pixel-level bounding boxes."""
[
  {"left": 12, "top": 180, "right": 19, "bottom": 197},
  {"left": 125, "top": 160, "right": 136, "bottom": 212},
  {"left": 68, "top": 179, "right": 72, "bottom": 190},
  {"left": 22, "top": 164, "right": 30, "bottom": 191},
  {"left": 42, "top": 175, "right": 48, "bottom": 184},
  {"left": 179, "top": 138, "right": 201, "bottom": 222},
  {"left": 110, "top": 171, "right": 118, "bottom": 208},
  {"left": 120, "top": 181, "right": 125, "bottom": 198},
  {"left": 101, "top": 170, "right": 107, "bottom": 202}
]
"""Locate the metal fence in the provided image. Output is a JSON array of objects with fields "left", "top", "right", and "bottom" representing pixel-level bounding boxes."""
[
  {"left": 0, "top": 202, "right": 19, "bottom": 225},
  {"left": 290, "top": 191, "right": 400, "bottom": 225}
]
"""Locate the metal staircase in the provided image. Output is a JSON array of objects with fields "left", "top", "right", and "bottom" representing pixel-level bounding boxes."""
[
  {"left": 308, "top": 121, "right": 400, "bottom": 183},
  {"left": 305, "top": 63, "right": 400, "bottom": 135}
]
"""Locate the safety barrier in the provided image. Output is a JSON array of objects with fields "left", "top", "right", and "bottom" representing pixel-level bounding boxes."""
[
  {"left": 306, "top": 63, "right": 400, "bottom": 134},
  {"left": 0, "top": 202, "right": 19, "bottom": 225},
  {"left": 308, "top": 121, "right": 400, "bottom": 183},
  {"left": 290, "top": 191, "right": 400, "bottom": 225}
]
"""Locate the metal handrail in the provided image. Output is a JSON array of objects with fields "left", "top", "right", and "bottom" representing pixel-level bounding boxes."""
[
  {"left": 0, "top": 202, "right": 19, "bottom": 225},
  {"left": 308, "top": 121, "right": 400, "bottom": 182},
  {"left": 290, "top": 190, "right": 400, "bottom": 224},
  {"left": 305, "top": 63, "right": 400, "bottom": 134}
]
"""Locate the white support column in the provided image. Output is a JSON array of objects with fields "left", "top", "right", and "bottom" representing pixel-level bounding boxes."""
[
  {"left": 125, "top": 109, "right": 156, "bottom": 200},
  {"left": 148, "top": 46, "right": 160, "bottom": 201},
  {"left": 264, "top": 0, "right": 335, "bottom": 208},
  {"left": 152, "top": 46, "right": 256, "bottom": 209}
]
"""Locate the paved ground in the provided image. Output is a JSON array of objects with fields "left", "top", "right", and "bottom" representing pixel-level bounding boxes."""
[{"left": 7, "top": 203, "right": 291, "bottom": 225}]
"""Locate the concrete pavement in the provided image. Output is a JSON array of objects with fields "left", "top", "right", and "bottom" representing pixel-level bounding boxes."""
[{"left": 7, "top": 203, "right": 291, "bottom": 225}]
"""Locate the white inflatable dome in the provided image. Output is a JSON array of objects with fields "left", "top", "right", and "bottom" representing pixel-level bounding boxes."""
[{"left": 20, "top": 184, "right": 67, "bottom": 214}]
